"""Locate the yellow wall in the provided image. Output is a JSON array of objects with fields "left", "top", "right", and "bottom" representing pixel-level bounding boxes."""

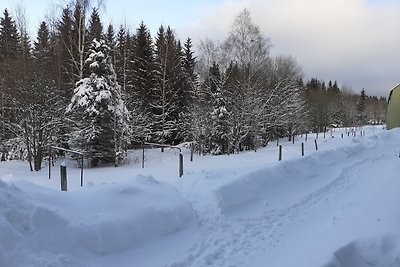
[{"left": 387, "top": 84, "right": 400, "bottom": 130}]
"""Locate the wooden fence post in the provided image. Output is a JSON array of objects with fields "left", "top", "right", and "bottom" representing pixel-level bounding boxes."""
[
  {"left": 314, "top": 139, "right": 318, "bottom": 151},
  {"left": 179, "top": 153, "right": 184, "bottom": 177},
  {"left": 301, "top": 143, "right": 304, "bottom": 156},
  {"left": 142, "top": 144, "right": 145, "bottom": 169},
  {"left": 48, "top": 149, "right": 51, "bottom": 180},
  {"left": 60, "top": 163, "right": 67, "bottom": 191},
  {"left": 190, "top": 145, "right": 194, "bottom": 162},
  {"left": 305, "top": 133, "right": 308, "bottom": 142},
  {"left": 80, "top": 156, "right": 84, "bottom": 187},
  {"left": 279, "top": 145, "right": 282, "bottom": 161}
]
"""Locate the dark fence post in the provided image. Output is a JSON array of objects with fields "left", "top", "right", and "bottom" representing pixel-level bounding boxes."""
[
  {"left": 314, "top": 139, "right": 318, "bottom": 151},
  {"left": 279, "top": 145, "right": 282, "bottom": 161},
  {"left": 292, "top": 134, "right": 295, "bottom": 144},
  {"left": 301, "top": 143, "right": 304, "bottom": 156},
  {"left": 305, "top": 133, "right": 308, "bottom": 142},
  {"left": 48, "top": 147, "right": 51, "bottom": 180},
  {"left": 179, "top": 153, "right": 184, "bottom": 177},
  {"left": 190, "top": 145, "right": 194, "bottom": 162},
  {"left": 80, "top": 156, "right": 84, "bottom": 187},
  {"left": 142, "top": 142, "right": 145, "bottom": 169},
  {"left": 60, "top": 163, "right": 67, "bottom": 191}
]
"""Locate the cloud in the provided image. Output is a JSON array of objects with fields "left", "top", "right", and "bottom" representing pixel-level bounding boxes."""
[{"left": 179, "top": 0, "right": 400, "bottom": 97}]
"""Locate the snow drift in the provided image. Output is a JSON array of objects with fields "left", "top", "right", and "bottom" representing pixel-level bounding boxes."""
[{"left": 0, "top": 175, "right": 194, "bottom": 266}]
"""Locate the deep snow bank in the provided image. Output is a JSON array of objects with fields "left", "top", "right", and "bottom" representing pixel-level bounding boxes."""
[{"left": 0, "top": 175, "right": 194, "bottom": 266}]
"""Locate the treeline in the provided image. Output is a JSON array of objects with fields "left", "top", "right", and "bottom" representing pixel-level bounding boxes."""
[
  {"left": 304, "top": 78, "right": 387, "bottom": 132},
  {"left": 0, "top": 2, "right": 387, "bottom": 168}
]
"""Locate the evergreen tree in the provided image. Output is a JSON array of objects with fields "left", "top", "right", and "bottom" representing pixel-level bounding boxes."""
[
  {"left": 34, "top": 22, "right": 52, "bottom": 70},
  {"left": 104, "top": 24, "right": 115, "bottom": 55},
  {"left": 87, "top": 8, "right": 102, "bottom": 43},
  {"left": 130, "top": 21, "right": 154, "bottom": 111},
  {"left": 114, "top": 25, "right": 128, "bottom": 91},
  {"left": 0, "top": 8, "right": 21, "bottom": 83},
  {"left": 66, "top": 39, "right": 130, "bottom": 166},
  {"left": 129, "top": 22, "right": 155, "bottom": 140},
  {"left": 0, "top": 9, "right": 20, "bottom": 62},
  {"left": 151, "top": 26, "right": 183, "bottom": 144},
  {"left": 199, "top": 61, "right": 222, "bottom": 153},
  {"left": 56, "top": 7, "right": 75, "bottom": 99},
  {"left": 210, "top": 79, "right": 230, "bottom": 155},
  {"left": 356, "top": 88, "right": 367, "bottom": 125},
  {"left": 0, "top": 8, "right": 21, "bottom": 143},
  {"left": 180, "top": 38, "right": 197, "bottom": 142}
]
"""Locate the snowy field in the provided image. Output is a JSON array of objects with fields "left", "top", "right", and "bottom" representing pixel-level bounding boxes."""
[{"left": 1, "top": 125, "right": 400, "bottom": 267}]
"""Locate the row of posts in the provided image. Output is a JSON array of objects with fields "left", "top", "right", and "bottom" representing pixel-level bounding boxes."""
[
  {"left": 278, "top": 140, "right": 318, "bottom": 161},
  {"left": 56, "top": 127, "right": 368, "bottom": 190},
  {"left": 278, "top": 128, "right": 364, "bottom": 161}
]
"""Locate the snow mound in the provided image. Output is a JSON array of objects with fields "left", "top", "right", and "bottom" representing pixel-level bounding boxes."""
[
  {"left": 214, "top": 132, "right": 379, "bottom": 214},
  {"left": 0, "top": 175, "right": 194, "bottom": 266},
  {"left": 323, "top": 235, "right": 400, "bottom": 267}
]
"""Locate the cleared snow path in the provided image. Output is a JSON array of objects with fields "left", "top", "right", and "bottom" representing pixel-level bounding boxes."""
[{"left": 168, "top": 128, "right": 400, "bottom": 267}]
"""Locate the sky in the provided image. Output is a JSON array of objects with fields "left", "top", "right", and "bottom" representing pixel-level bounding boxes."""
[{"left": 0, "top": 0, "right": 399, "bottom": 97}]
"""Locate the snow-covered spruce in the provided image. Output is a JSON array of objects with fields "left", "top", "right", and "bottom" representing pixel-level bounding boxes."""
[{"left": 66, "top": 39, "right": 130, "bottom": 167}]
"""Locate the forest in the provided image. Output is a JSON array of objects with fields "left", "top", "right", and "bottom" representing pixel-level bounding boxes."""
[{"left": 0, "top": 1, "right": 387, "bottom": 169}]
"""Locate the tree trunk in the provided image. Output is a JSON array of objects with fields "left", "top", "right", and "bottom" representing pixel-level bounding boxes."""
[
  {"left": 34, "top": 146, "right": 43, "bottom": 171},
  {"left": 24, "top": 122, "right": 33, "bottom": 171}
]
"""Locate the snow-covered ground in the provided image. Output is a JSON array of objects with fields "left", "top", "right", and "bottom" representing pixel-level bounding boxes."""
[{"left": 1, "top": 126, "right": 400, "bottom": 267}]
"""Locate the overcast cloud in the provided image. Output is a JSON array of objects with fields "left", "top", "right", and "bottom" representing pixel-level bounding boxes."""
[{"left": 179, "top": 0, "right": 400, "bottom": 97}]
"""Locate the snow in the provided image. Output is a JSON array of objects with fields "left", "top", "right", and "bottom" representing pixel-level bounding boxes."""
[{"left": 1, "top": 125, "right": 400, "bottom": 266}]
